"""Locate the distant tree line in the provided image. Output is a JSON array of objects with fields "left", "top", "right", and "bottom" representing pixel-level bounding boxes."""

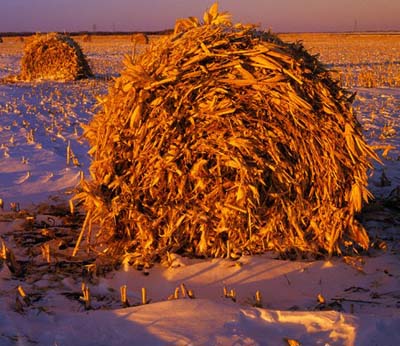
[{"left": 0, "top": 29, "right": 173, "bottom": 38}]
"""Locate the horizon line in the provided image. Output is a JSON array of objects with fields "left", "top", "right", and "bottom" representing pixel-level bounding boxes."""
[{"left": 1, "top": 29, "right": 400, "bottom": 37}]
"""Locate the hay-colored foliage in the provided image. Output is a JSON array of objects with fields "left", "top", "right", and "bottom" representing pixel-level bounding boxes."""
[
  {"left": 131, "top": 33, "right": 149, "bottom": 45},
  {"left": 20, "top": 33, "right": 92, "bottom": 81},
  {"left": 74, "top": 4, "right": 378, "bottom": 265},
  {"left": 82, "top": 34, "right": 92, "bottom": 43}
]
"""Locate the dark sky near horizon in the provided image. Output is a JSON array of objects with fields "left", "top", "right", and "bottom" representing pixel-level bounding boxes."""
[{"left": 1, "top": 0, "right": 399, "bottom": 33}]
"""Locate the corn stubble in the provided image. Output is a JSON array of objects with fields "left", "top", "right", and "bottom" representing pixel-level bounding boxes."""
[
  {"left": 74, "top": 4, "right": 378, "bottom": 266},
  {"left": 19, "top": 33, "right": 92, "bottom": 81}
]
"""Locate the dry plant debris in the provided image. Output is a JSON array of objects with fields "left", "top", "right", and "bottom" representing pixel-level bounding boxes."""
[
  {"left": 74, "top": 3, "right": 378, "bottom": 266},
  {"left": 131, "top": 33, "right": 149, "bottom": 45},
  {"left": 82, "top": 34, "right": 92, "bottom": 43},
  {"left": 19, "top": 33, "right": 92, "bottom": 81}
]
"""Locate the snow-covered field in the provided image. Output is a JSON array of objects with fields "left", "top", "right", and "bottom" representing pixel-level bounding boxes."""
[{"left": 0, "top": 34, "right": 399, "bottom": 346}]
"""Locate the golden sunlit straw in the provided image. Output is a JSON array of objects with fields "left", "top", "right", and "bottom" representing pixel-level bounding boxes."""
[
  {"left": 19, "top": 32, "right": 92, "bottom": 81},
  {"left": 72, "top": 2, "right": 379, "bottom": 267},
  {"left": 120, "top": 285, "right": 129, "bottom": 307},
  {"left": 82, "top": 34, "right": 92, "bottom": 43},
  {"left": 131, "top": 33, "right": 149, "bottom": 45},
  {"left": 141, "top": 287, "right": 148, "bottom": 305}
]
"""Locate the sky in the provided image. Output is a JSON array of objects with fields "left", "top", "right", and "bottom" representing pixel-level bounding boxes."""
[{"left": 0, "top": 0, "right": 399, "bottom": 33}]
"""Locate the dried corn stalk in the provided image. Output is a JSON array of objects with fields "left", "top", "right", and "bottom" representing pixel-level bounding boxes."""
[
  {"left": 20, "top": 33, "right": 92, "bottom": 81},
  {"left": 74, "top": 3, "right": 378, "bottom": 264}
]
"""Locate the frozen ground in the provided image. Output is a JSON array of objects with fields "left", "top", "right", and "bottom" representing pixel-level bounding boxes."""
[{"left": 0, "top": 35, "right": 399, "bottom": 346}]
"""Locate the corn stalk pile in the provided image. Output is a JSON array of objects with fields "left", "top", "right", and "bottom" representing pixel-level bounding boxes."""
[
  {"left": 20, "top": 33, "right": 92, "bottom": 81},
  {"left": 75, "top": 4, "right": 378, "bottom": 265},
  {"left": 82, "top": 34, "right": 92, "bottom": 43},
  {"left": 131, "top": 33, "right": 149, "bottom": 45}
]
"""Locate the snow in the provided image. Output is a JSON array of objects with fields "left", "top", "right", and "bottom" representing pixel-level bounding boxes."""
[
  {"left": 0, "top": 36, "right": 399, "bottom": 346},
  {"left": 1, "top": 251, "right": 400, "bottom": 345},
  {"left": 355, "top": 87, "right": 400, "bottom": 198},
  {"left": 0, "top": 79, "right": 104, "bottom": 207}
]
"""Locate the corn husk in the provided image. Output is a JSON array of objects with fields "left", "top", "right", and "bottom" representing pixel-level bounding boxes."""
[
  {"left": 74, "top": 4, "right": 378, "bottom": 264},
  {"left": 20, "top": 33, "right": 92, "bottom": 81}
]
